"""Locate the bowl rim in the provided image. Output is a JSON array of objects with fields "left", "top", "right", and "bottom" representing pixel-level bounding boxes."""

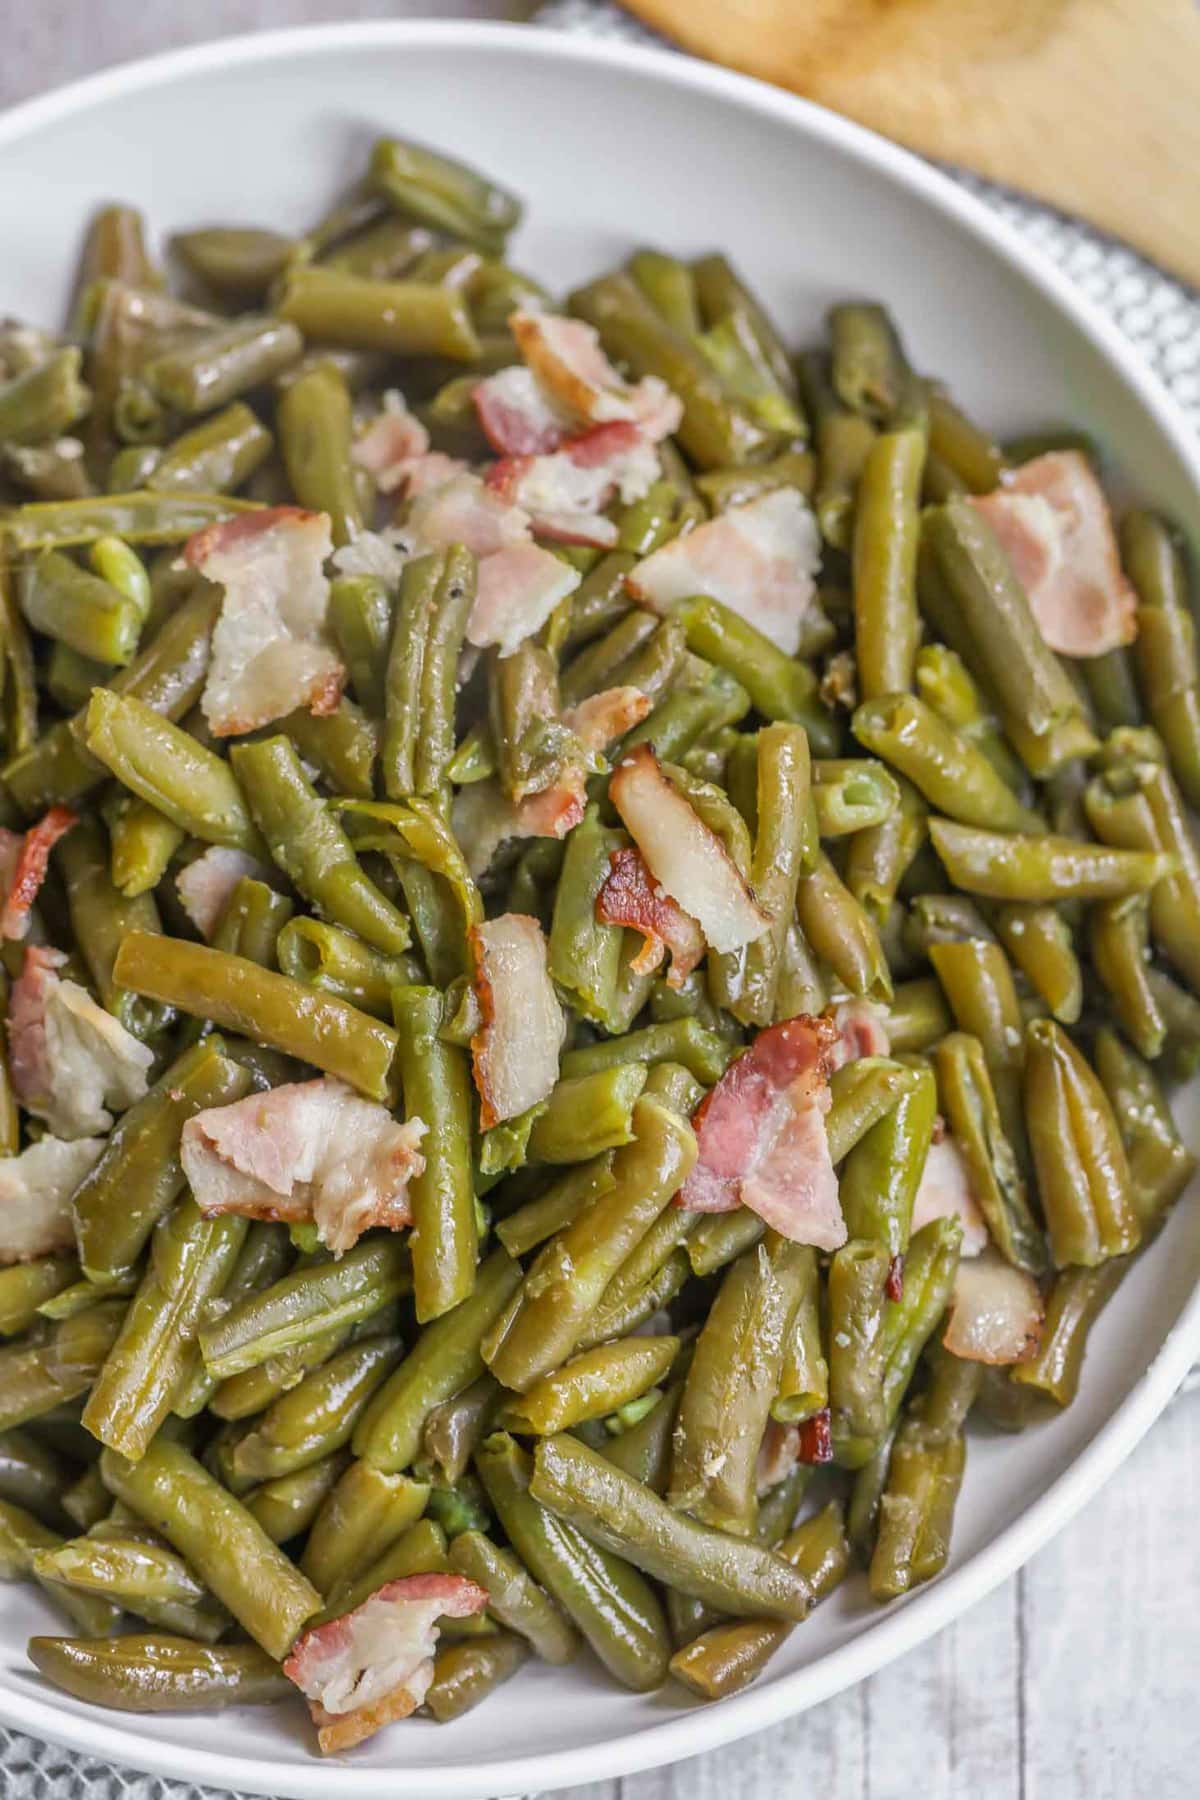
[{"left": 2, "top": 18, "right": 1198, "bottom": 1797}]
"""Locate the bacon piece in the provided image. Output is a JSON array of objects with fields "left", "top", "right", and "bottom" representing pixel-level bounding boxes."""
[
  {"left": 402, "top": 451, "right": 469, "bottom": 498},
  {"left": 596, "top": 845, "right": 705, "bottom": 985},
  {"left": 511, "top": 310, "right": 683, "bottom": 441},
  {"left": 627, "top": 488, "right": 820, "bottom": 655},
  {"left": 486, "top": 450, "right": 619, "bottom": 549},
  {"left": 943, "top": 1248, "right": 1044, "bottom": 1365},
  {"left": 562, "top": 685, "right": 651, "bottom": 751},
  {"left": 175, "top": 847, "right": 273, "bottom": 941},
  {"left": 678, "top": 1014, "right": 845, "bottom": 1250},
  {"left": 330, "top": 526, "right": 411, "bottom": 585},
  {"left": 186, "top": 506, "right": 344, "bottom": 737},
  {"left": 351, "top": 391, "right": 430, "bottom": 494},
  {"left": 466, "top": 543, "right": 581, "bottom": 657},
  {"left": 473, "top": 366, "right": 566, "bottom": 456},
  {"left": 609, "top": 743, "right": 770, "bottom": 955},
  {"left": 827, "top": 998, "right": 891, "bottom": 1071},
  {"left": 0, "top": 1133, "right": 106, "bottom": 1265},
  {"left": 181, "top": 1076, "right": 426, "bottom": 1256},
  {"left": 755, "top": 1418, "right": 800, "bottom": 1495},
  {"left": 406, "top": 471, "right": 529, "bottom": 559},
  {"left": 0, "top": 807, "right": 77, "bottom": 941},
  {"left": 910, "top": 1133, "right": 990, "bottom": 1257},
  {"left": 8, "top": 945, "right": 153, "bottom": 1139},
  {"left": 969, "top": 452, "right": 1137, "bottom": 657},
  {"left": 469, "top": 914, "right": 564, "bottom": 1130},
  {"left": 797, "top": 1407, "right": 833, "bottom": 1465},
  {"left": 283, "top": 1572, "right": 488, "bottom": 1754}
]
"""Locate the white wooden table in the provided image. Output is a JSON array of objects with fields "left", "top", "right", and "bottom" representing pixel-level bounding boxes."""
[{"left": 4, "top": 8, "right": 1199, "bottom": 1796}]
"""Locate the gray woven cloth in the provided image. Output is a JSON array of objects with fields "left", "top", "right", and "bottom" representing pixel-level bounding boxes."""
[{"left": 3, "top": 5, "right": 1197, "bottom": 1797}]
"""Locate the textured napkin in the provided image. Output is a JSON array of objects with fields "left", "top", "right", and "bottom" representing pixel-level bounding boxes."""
[{"left": 3, "top": 5, "right": 1197, "bottom": 1797}]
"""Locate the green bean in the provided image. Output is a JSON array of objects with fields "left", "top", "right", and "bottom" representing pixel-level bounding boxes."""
[
  {"left": 1024, "top": 1018, "right": 1140, "bottom": 1268},
  {"left": 53, "top": 813, "right": 171, "bottom": 1039},
  {"left": 827, "top": 1241, "right": 892, "bottom": 1444},
  {"left": 21, "top": 548, "right": 143, "bottom": 666},
  {"left": 144, "top": 316, "right": 302, "bottom": 414},
  {"left": 929, "top": 817, "right": 1171, "bottom": 903},
  {"left": 0, "top": 347, "right": 90, "bottom": 446},
  {"left": 34, "top": 1532, "right": 230, "bottom": 1640},
  {"left": 340, "top": 797, "right": 481, "bottom": 985},
  {"left": 560, "top": 1020, "right": 730, "bottom": 1089},
  {"left": 355, "top": 1247, "right": 521, "bottom": 1473},
  {"left": 272, "top": 361, "right": 361, "bottom": 545},
  {"left": 1093, "top": 1026, "right": 1196, "bottom": 1228},
  {"left": 329, "top": 572, "right": 392, "bottom": 718},
  {"left": 244, "top": 1449, "right": 351, "bottom": 1546},
  {"left": 798, "top": 351, "right": 876, "bottom": 550},
  {"left": 668, "top": 1500, "right": 850, "bottom": 1699},
  {"left": 447, "top": 1528, "right": 577, "bottom": 1665},
  {"left": 426, "top": 1632, "right": 528, "bottom": 1722},
  {"left": 526, "top": 1064, "right": 648, "bottom": 1165},
  {"left": 0, "top": 1429, "right": 71, "bottom": 1527},
  {"left": 275, "top": 917, "right": 414, "bottom": 1017},
  {"left": 0, "top": 1302, "right": 126, "bottom": 1432},
  {"left": 2, "top": 492, "right": 259, "bottom": 556},
  {"left": 675, "top": 598, "right": 834, "bottom": 748},
  {"left": 934, "top": 1033, "right": 1046, "bottom": 1274},
  {"left": 146, "top": 403, "right": 273, "bottom": 497},
  {"left": 853, "top": 429, "right": 925, "bottom": 701},
  {"left": 382, "top": 548, "right": 477, "bottom": 800},
  {"left": 547, "top": 805, "right": 632, "bottom": 1028},
  {"left": 321, "top": 216, "right": 434, "bottom": 281},
  {"left": 531, "top": 1433, "right": 813, "bottom": 1622},
  {"left": 318, "top": 1514, "right": 448, "bottom": 1621},
  {"left": 914, "top": 642, "right": 1027, "bottom": 795},
  {"left": 85, "top": 689, "right": 262, "bottom": 855},
  {"left": 173, "top": 1222, "right": 292, "bottom": 1420},
  {"left": 209, "top": 1324, "right": 351, "bottom": 1422},
  {"left": 928, "top": 935, "right": 1027, "bottom": 1159},
  {"left": 995, "top": 902, "right": 1083, "bottom": 1025},
  {"left": 29, "top": 1632, "right": 291, "bottom": 1713},
  {"left": 227, "top": 1334, "right": 404, "bottom": 1486},
  {"left": 173, "top": 225, "right": 293, "bottom": 298},
  {"left": 671, "top": 1232, "right": 814, "bottom": 1535},
  {"left": 82, "top": 1199, "right": 249, "bottom": 1460},
  {"left": 367, "top": 135, "right": 520, "bottom": 251},
  {"left": 0, "top": 1258, "right": 80, "bottom": 1337},
  {"left": 570, "top": 271, "right": 771, "bottom": 468},
  {"left": 502, "top": 1337, "right": 679, "bottom": 1438},
  {"left": 1122, "top": 510, "right": 1200, "bottom": 810},
  {"left": 853, "top": 693, "right": 1040, "bottom": 832},
  {"left": 829, "top": 303, "right": 915, "bottom": 421},
  {"left": 0, "top": 1499, "right": 120, "bottom": 1635},
  {"left": 811, "top": 758, "right": 899, "bottom": 838},
  {"left": 473, "top": 1434, "right": 667, "bottom": 1691},
  {"left": 199, "top": 1237, "right": 411, "bottom": 1380},
  {"left": 391, "top": 984, "right": 478, "bottom": 1322},
  {"left": 868, "top": 1415, "right": 965, "bottom": 1599},
  {"left": 919, "top": 498, "right": 1083, "bottom": 743},
  {"left": 839, "top": 1062, "right": 937, "bottom": 1257},
  {"left": 795, "top": 851, "right": 893, "bottom": 1002},
  {"left": 495, "top": 1159, "right": 615, "bottom": 1259},
  {"left": 300, "top": 1460, "right": 429, "bottom": 1594},
  {"left": 1085, "top": 755, "right": 1200, "bottom": 995},
  {"left": 277, "top": 262, "right": 479, "bottom": 360},
  {"left": 100, "top": 1439, "right": 319, "bottom": 1657},
  {"left": 485, "top": 1096, "right": 695, "bottom": 1392},
  {"left": 113, "top": 932, "right": 398, "bottom": 1098},
  {"left": 1089, "top": 895, "right": 1163, "bottom": 1059},
  {"left": 420, "top": 1376, "right": 501, "bottom": 1488}
]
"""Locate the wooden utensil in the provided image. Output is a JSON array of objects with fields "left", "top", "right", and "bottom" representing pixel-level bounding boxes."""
[{"left": 623, "top": 0, "right": 1200, "bottom": 287}]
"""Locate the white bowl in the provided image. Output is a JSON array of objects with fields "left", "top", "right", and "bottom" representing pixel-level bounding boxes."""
[{"left": 1, "top": 20, "right": 1198, "bottom": 1798}]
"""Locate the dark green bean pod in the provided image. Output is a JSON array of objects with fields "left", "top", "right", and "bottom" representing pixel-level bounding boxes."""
[
  {"left": 853, "top": 428, "right": 926, "bottom": 701},
  {"left": 28, "top": 1633, "right": 291, "bottom": 1713},
  {"left": 838, "top": 1060, "right": 937, "bottom": 1257},
  {"left": 933, "top": 1033, "right": 1046, "bottom": 1274},
  {"left": 392, "top": 984, "right": 479, "bottom": 1322},
  {"left": 300, "top": 1460, "right": 429, "bottom": 1595},
  {"left": 1093, "top": 1027, "right": 1197, "bottom": 1230},
  {"left": 1023, "top": 1018, "right": 1140, "bottom": 1268},
  {"left": 1123, "top": 510, "right": 1200, "bottom": 810}
]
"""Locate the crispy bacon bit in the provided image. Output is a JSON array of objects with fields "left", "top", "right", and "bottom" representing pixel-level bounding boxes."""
[
  {"left": 510, "top": 310, "right": 682, "bottom": 441},
  {"left": 469, "top": 914, "right": 564, "bottom": 1130},
  {"left": 911, "top": 1134, "right": 990, "bottom": 1257},
  {"left": 186, "top": 506, "right": 344, "bottom": 737},
  {"left": 402, "top": 451, "right": 469, "bottom": 499},
  {"left": 596, "top": 845, "right": 705, "bottom": 986},
  {"left": 486, "top": 450, "right": 619, "bottom": 549},
  {"left": 797, "top": 1407, "right": 834, "bottom": 1465},
  {"left": 969, "top": 452, "right": 1137, "bottom": 657},
  {"left": 283, "top": 1573, "right": 488, "bottom": 1755},
  {"left": 885, "top": 1253, "right": 905, "bottom": 1303},
  {"left": 0, "top": 807, "right": 77, "bottom": 941},
  {"left": 609, "top": 743, "right": 770, "bottom": 955},
  {"left": 466, "top": 543, "right": 581, "bottom": 657},
  {"left": 181, "top": 1076, "right": 427, "bottom": 1256},
  {"left": 175, "top": 847, "right": 272, "bottom": 941},
  {"left": 943, "top": 1248, "right": 1045, "bottom": 1365},
  {"left": 755, "top": 1418, "right": 800, "bottom": 1495},
  {"left": 8, "top": 945, "right": 153, "bottom": 1139},
  {"left": 331, "top": 526, "right": 411, "bottom": 585},
  {"left": 0, "top": 1133, "right": 106, "bottom": 1265},
  {"left": 828, "top": 998, "right": 891, "bottom": 1071},
  {"left": 351, "top": 392, "right": 430, "bottom": 493},
  {"left": 473, "top": 366, "right": 566, "bottom": 456},
  {"left": 407, "top": 471, "right": 530, "bottom": 559},
  {"left": 562, "top": 686, "right": 651, "bottom": 751},
  {"left": 678, "top": 1014, "right": 846, "bottom": 1250},
  {"left": 626, "top": 488, "right": 820, "bottom": 655}
]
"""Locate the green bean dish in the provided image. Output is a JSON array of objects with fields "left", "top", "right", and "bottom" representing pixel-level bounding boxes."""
[{"left": 0, "top": 132, "right": 1194, "bottom": 1751}]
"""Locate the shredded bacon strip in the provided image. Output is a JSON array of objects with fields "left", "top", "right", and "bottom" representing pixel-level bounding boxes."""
[
  {"left": 0, "top": 807, "right": 76, "bottom": 941},
  {"left": 678, "top": 1014, "right": 846, "bottom": 1251},
  {"left": 596, "top": 845, "right": 705, "bottom": 986},
  {"left": 469, "top": 914, "right": 563, "bottom": 1130},
  {"left": 943, "top": 1248, "right": 1045, "bottom": 1365}
]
